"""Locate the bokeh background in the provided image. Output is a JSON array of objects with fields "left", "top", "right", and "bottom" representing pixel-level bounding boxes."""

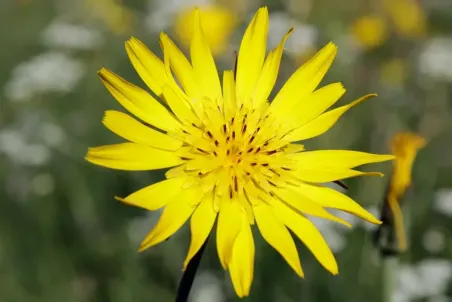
[{"left": 1, "top": 0, "right": 452, "bottom": 301}]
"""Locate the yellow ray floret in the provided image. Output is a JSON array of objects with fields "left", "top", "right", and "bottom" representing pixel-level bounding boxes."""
[{"left": 86, "top": 6, "right": 394, "bottom": 298}]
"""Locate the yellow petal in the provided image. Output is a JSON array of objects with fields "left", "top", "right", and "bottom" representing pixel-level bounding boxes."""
[
  {"left": 102, "top": 110, "right": 183, "bottom": 151},
  {"left": 252, "top": 28, "right": 293, "bottom": 107},
  {"left": 272, "top": 200, "right": 338, "bottom": 275},
  {"left": 293, "top": 182, "right": 381, "bottom": 224},
  {"left": 235, "top": 7, "right": 268, "bottom": 107},
  {"left": 285, "top": 94, "right": 375, "bottom": 141},
  {"left": 160, "top": 33, "right": 199, "bottom": 98},
  {"left": 286, "top": 82, "right": 346, "bottom": 128},
  {"left": 139, "top": 185, "right": 202, "bottom": 251},
  {"left": 161, "top": 84, "right": 198, "bottom": 123},
  {"left": 269, "top": 42, "right": 337, "bottom": 118},
  {"left": 253, "top": 202, "right": 303, "bottom": 277},
  {"left": 183, "top": 194, "right": 217, "bottom": 269},
  {"left": 291, "top": 149, "right": 395, "bottom": 169},
  {"left": 275, "top": 187, "right": 352, "bottom": 228},
  {"left": 223, "top": 70, "right": 237, "bottom": 121},
  {"left": 216, "top": 197, "right": 242, "bottom": 269},
  {"left": 190, "top": 8, "right": 221, "bottom": 101},
  {"left": 292, "top": 168, "right": 383, "bottom": 183},
  {"left": 98, "top": 68, "right": 179, "bottom": 132},
  {"left": 125, "top": 37, "right": 167, "bottom": 97},
  {"left": 228, "top": 212, "right": 255, "bottom": 298},
  {"left": 119, "top": 177, "right": 188, "bottom": 211},
  {"left": 85, "top": 143, "right": 184, "bottom": 170}
]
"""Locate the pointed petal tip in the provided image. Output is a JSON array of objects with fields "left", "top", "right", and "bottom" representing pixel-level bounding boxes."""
[
  {"left": 114, "top": 196, "right": 129, "bottom": 204},
  {"left": 97, "top": 67, "right": 107, "bottom": 76}
]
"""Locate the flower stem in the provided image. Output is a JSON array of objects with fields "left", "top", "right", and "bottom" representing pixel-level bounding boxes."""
[{"left": 175, "top": 237, "right": 209, "bottom": 302}]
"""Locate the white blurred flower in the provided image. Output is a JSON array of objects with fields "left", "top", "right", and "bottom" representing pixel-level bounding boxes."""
[
  {"left": 145, "top": 0, "right": 211, "bottom": 33},
  {"left": 4, "top": 51, "right": 85, "bottom": 102},
  {"left": 41, "top": 20, "right": 103, "bottom": 50},
  {"left": 434, "top": 189, "right": 452, "bottom": 217},
  {"left": 0, "top": 129, "right": 51, "bottom": 166},
  {"left": 31, "top": 173, "right": 55, "bottom": 196},
  {"left": 190, "top": 271, "right": 224, "bottom": 302},
  {"left": 423, "top": 229, "right": 446, "bottom": 254},
  {"left": 397, "top": 259, "right": 452, "bottom": 300},
  {"left": 419, "top": 37, "right": 452, "bottom": 82},
  {"left": 39, "top": 122, "right": 67, "bottom": 147},
  {"left": 268, "top": 12, "right": 317, "bottom": 55}
]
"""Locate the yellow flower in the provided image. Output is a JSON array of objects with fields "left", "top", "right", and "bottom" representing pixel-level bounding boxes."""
[
  {"left": 383, "top": 0, "right": 427, "bottom": 38},
  {"left": 352, "top": 15, "right": 388, "bottom": 49},
  {"left": 380, "top": 59, "right": 407, "bottom": 86},
  {"left": 85, "top": 0, "right": 134, "bottom": 34},
  {"left": 387, "top": 132, "right": 426, "bottom": 251},
  {"left": 174, "top": 5, "right": 238, "bottom": 56},
  {"left": 86, "top": 7, "right": 394, "bottom": 297}
]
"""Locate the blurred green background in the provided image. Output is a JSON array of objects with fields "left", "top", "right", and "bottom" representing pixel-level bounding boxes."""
[{"left": 1, "top": 0, "right": 452, "bottom": 301}]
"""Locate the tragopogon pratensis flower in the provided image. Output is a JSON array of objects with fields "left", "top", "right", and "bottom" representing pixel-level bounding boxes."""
[
  {"left": 86, "top": 7, "right": 394, "bottom": 297},
  {"left": 387, "top": 132, "right": 426, "bottom": 251}
]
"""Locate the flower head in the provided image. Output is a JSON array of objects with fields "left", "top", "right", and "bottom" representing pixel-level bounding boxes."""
[
  {"left": 86, "top": 7, "right": 394, "bottom": 297},
  {"left": 352, "top": 15, "right": 388, "bottom": 49},
  {"left": 385, "top": 132, "right": 425, "bottom": 251}
]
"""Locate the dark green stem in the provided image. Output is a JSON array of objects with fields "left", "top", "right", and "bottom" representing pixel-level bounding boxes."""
[{"left": 175, "top": 237, "right": 209, "bottom": 302}]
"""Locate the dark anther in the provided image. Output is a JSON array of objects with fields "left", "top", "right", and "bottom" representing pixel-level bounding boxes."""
[
  {"left": 226, "top": 137, "right": 230, "bottom": 142},
  {"left": 251, "top": 162, "right": 257, "bottom": 166},
  {"left": 226, "top": 150, "right": 230, "bottom": 155},
  {"left": 198, "top": 172, "right": 203, "bottom": 176},
  {"left": 229, "top": 186, "right": 233, "bottom": 199},
  {"left": 268, "top": 181, "right": 277, "bottom": 187},
  {"left": 246, "top": 171, "right": 251, "bottom": 176},
  {"left": 197, "top": 148, "right": 208, "bottom": 154},
  {"left": 237, "top": 159, "right": 241, "bottom": 163},
  {"left": 281, "top": 167, "right": 291, "bottom": 171},
  {"left": 214, "top": 140, "right": 219, "bottom": 147},
  {"left": 249, "top": 136, "right": 255, "bottom": 143},
  {"left": 269, "top": 169, "right": 280, "bottom": 177},
  {"left": 242, "top": 124, "right": 247, "bottom": 134},
  {"left": 183, "top": 130, "right": 189, "bottom": 134},
  {"left": 247, "top": 148, "right": 254, "bottom": 153},
  {"left": 206, "top": 131, "right": 213, "bottom": 139},
  {"left": 262, "top": 163, "right": 269, "bottom": 167},
  {"left": 231, "top": 117, "right": 235, "bottom": 124},
  {"left": 267, "top": 150, "right": 277, "bottom": 155},
  {"left": 222, "top": 124, "right": 227, "bottom": 133},
  {"left": 255, "top": 147, "right": 261, "bottom": 153},
  {"left": 234, "top": 176, "right": 238, "bottom": 192},
  {"left": 180, "top": 157, "right": 191, "bottom": 160},
  {"left": 232, "top": 131, "right": 236, "bottom": 139},
  {"left": 213, "top": 151, "right": 218, "bottom": 157},
  {"left": 192, "top": 123, "right": 198, "bottom": 128},
  {"left": 263, "top": 141, "right": 269, "bottom": 146}
]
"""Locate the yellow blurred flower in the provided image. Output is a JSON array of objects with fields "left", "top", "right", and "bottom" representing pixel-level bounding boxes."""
[
  {"left": 85, "top": 0, "right": 134, "bottom": 35},
  {"left": 383, "top": 0, "right": 427, "bottom": 38},
  {"left": 388, "top": 132, "right": 426, "bottom": 251},
  {"left": 380, "top": 59, "right": 407, "bottom": 86},
  {"left": 174, "top": 5, "right": 238, "bottom": 56},
  {"left": 352, "top": 15, "right": 388, "bottom": 49}
]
